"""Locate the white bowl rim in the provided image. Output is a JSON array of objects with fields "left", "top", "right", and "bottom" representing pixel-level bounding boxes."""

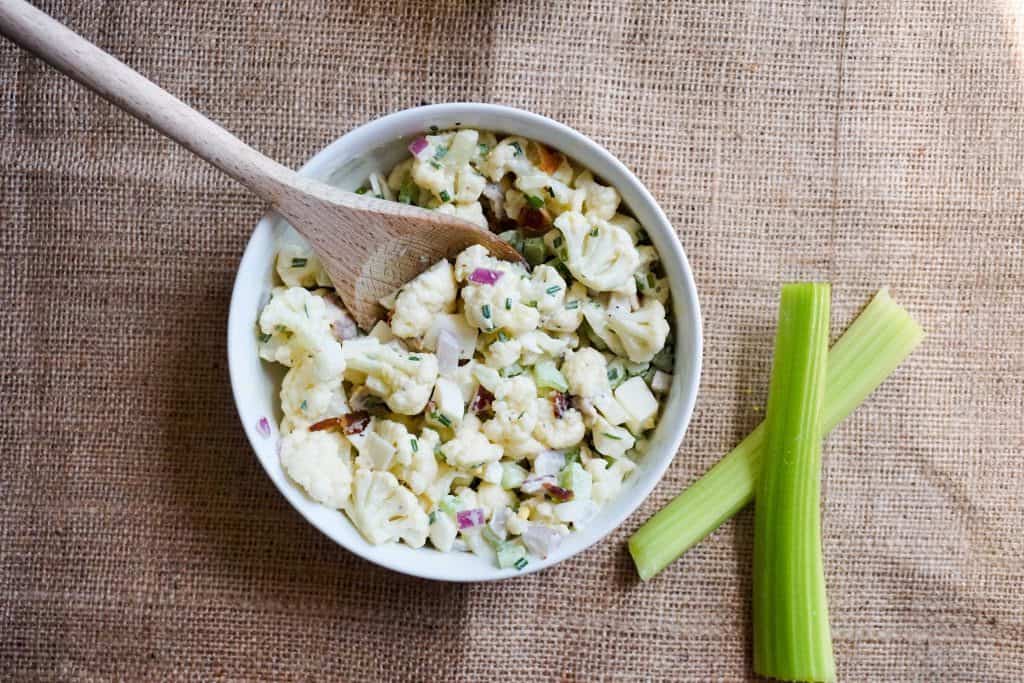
[{"left": 227, "top": 103, "right": 703, "bottom": 581}]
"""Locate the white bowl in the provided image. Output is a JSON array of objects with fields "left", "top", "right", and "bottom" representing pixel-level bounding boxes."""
[{"left": 227, "top": 103, "right": 702, "bottom": 581}]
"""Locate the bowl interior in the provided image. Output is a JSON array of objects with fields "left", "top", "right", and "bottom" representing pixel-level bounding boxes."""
[{"left": 227, "top": 104, "right": 702, "bottom": 581}]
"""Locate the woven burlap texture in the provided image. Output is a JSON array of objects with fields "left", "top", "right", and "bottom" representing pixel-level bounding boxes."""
[{"left": 2, "top": 0, "right": 1022, "bottom": 680}]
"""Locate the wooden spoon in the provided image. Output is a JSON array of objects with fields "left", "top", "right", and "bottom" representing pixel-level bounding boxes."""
[{"left": 0, "top": 0, "right": 522, "bottom": 329}]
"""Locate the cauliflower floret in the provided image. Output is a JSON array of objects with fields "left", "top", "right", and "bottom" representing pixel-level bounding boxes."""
[
  {"left": 342, "top": 337, "right": 438, "bottom": 414},
  {"left": 411, "top": 129, "right": 485, "bottom": 204},
  {"left": 435, "top": 201, "right": 487, "bottom": 230},
  {"left": 429, "top": 511, "right": 458, "bottom": 552},
  {"left": 440, "top": 414, "right": 503, "bottom": 468},
  {"left": 586, "top": 456, "right": 637, "bottom": 504},
  {"left": 480, "top": 136, "right": 536, "bottom": 181},
  {"left": 455, "top": 245, "right": 540, "bottom": 335},
  {"left": 279, "top": 428, "right": 353, "bottom": 509},
  {"left": 633, "top": 245, "right": 670, "bottom": 304},
  {"left": 394, "top": 428, "right": 442, "bottom": 495},
  {"left": 477, "top": 482, "right": 516, "bottom": 516},
  {"left": 482, "top": 329, "right": 570, "bottom": 369},
  {"left": 482, "top": 375, "right": 545, "bottom": 457},
  {"left": 344, "top": 469, "right": 429, "bottom": 547},
  {"left": 280, "top": 361, "right": 348, "bottom": 423},
  {"left": 258, "top": 287, "right": 345, "bottom": 381},
  {"left": 561, "top": 348, "right": 629, "bottom": 426},
  {"left": 382, "top": 260, "right": 457, "bottom": 339},
  {"left": 275, "top": 242, "right": 331, "bottom": 288},
  {"left": 347, "top": 418, "right": 413, "bottom": 471},
  {"left": 574, "top": 170, "right": 620, "bottom": 220},
  {"left": 526, "top": 264, "right": 567, "bottom": 317},
  {"left": 591, "top": 416, "right": 636, "bottom": 457},
  {"left": 541, "top": 281, "right": 587, "bottom": 333},
  {"left": 609, "top": 213, "right": 644, "bottom": 244},
  {"left": 533, "top": 395, "right": 586, "bottom": 449},
  {"left": 581, "top": 298, "right": 626, "bottom": 356},
  {"left": 607, "top": 298, "right": 671, "bottom": 363},
  {"left": 553, "top": 211, "right": 639, "bottom": 292},
  {"left": 562, "top": 347, "right": 611, "bottom": 401}
]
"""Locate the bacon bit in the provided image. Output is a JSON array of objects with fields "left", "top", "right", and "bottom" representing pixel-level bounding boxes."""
[
  {"left": 535, "top": 143, "right": 564, "bottom": 174},
  {"left": 551, "top": 391, "right": 571, "bottom": 419},
  {"left": 310, "top": 411, "right": 370, "bottom": 434},
  {"left": 469, "top": 386, "right": 494, "bottom": 415},
  {"left": 543, "top": 482, "right": 574, "bottom": 502},
  {"left": 518, "top": 206, "right": 551, "bottom": 235}
]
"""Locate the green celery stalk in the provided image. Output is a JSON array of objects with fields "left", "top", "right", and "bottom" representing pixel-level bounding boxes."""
[
  {"left": 628, "top": 288, "right": 924, "bottom": 581},
  {"left": 753, "top": 283, "right": 833, "bottom": 682}
]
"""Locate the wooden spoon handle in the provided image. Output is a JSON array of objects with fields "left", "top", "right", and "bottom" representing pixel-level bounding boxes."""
[{"left": 0, "top": 0, "right": 295, "bottom": 203}]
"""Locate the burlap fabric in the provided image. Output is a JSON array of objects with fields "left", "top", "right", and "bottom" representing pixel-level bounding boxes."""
[{"left": 2, "top": 0, "right": 1022, "bottom": 680}]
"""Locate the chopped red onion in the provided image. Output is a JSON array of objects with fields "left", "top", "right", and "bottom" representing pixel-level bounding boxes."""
[
  {"left": 341, "top": 411, "right": 371, "bottom": 435},
  {"left": 408, "top": 136, "right": 429, "bottom": 157},
  {"left": 522, "top": 524, "right": 562, "bottom": 559},
  {"left": 533, "top": 450, "right": 566, "bottom": 477},
  {"left": 468, "top": 268, "right": 504, "bottom": 285},
  {"left": 256, "top": 417, "right": 271, "bottom": 439},
  {"left": 436, "top": 329, "right": 460, "bottom": 375},
  {"left": 520, "top": 475, "right": 556, "bottom": 495},
  {"left": 456, "top": 508, "right": 486, "bottom": 530}
]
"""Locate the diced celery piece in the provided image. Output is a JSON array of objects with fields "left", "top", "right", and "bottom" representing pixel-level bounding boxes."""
[
  {"left": 532, "top": 360, "right": 569, "bottom": 392},
  {"left": 439, "top": 495, "right": 463, "bottom": 516},
  {"left": 559, "top": 462, "right": 592, "bottom": 500},
  {"left": 501, "top": 462, "right": 529, "bottom": 490},
  {"left": 523, "top": 237, "right": 547, "bottom": 266},
  {"left": 498, "top": 229, "right": 524, "bottom": 253},
  {"left": 496, "top": 540, "right": 527, "bottom": 569}
]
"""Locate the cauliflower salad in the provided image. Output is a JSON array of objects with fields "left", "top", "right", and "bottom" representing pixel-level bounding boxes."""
[{"left": 257, "top": 128, "right": 675, "bottom": 569}]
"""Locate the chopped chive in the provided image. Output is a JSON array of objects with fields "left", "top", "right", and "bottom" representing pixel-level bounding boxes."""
[
  {"left": 589, "top": 227, "right": 599, "bottom": 238},
  {"left": 608, "top": 368, "right": 619, "bottom": 381},
  {"left": 510, "top": 141, "right": 523, "bottom": 156},
  {"left": 636, "top": 273, "right": 647, "bottom": 290},
  {"left": 257, "top": 332, "right": 272, "bottom": 343},
  {"left": 411, "top": 438, "right": 419, "bottom": 452},
  {"left": 527, "top": 301, "right": 538, "bottom": 308},
  {"left": 430, "top": 161, "right": 441, "bottom": 170},
  {"left": 434, "top": 449, "right": 446, "bottom": 463},
  {"left": 409, "top": 355, "right": 421, "bottom": 361},
  {"left": 553, "top": 236, "right": 563, "bottom": 248},
  {"left": 291, "top": 257, "right": 308, "bottom": 268},
  {"left": 434, "top": 412, "right": 452, "bottom": 428},
  {"left": 505, "top": 297, "right": 512, "bottom": 310},
  {"left": 478, "top": 143, "right": 490, "bottom": 155},
  {"left": 354, "top": 187, "right": 369, "bottom": 195},
  {"left": 439, "top": 190, "right": 451, "bottom": 202},
  {"left": 545, "top": 186, "right": 555, "bottom": 198},
  {"left": 514, "top": 557, "right": 528, "bottom": 570},
  {"left": 546, "top": 285, "right": 562, "bottom": 296},
  {"left": 375, "top": 193, "right": 385, "bottom": 199},
  {"left": 434, "top": 146, "right": 448, "bottom": 160},
  {"left": 565, "top": 300, "right": 580, "bottom": 310},
  {"left": 526, "top": 194, "right": 545, "bottom": 209},
  {"left": 303, "top": 303, "right": 309, "bottom": 318},
  {"left": 604, "top": 432, "right": 623, "bottom": 440},
  {"left": 647, "top": 272, "right": 656, "bottom": 289},
  {"left": 497, "top": 331, "right": 509, "bottom": 342},
  {"left": 300, "top": 400, "right": 307, "bottom": 411},
  {"left": 428, "top": 510, "right": 437, "bottom": 524},
  {"left": 482, "top": 304, "right": 491, "bottom": 319},
  {"left": 564, "top": 446, "right": 581, "bottom": 465}
]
